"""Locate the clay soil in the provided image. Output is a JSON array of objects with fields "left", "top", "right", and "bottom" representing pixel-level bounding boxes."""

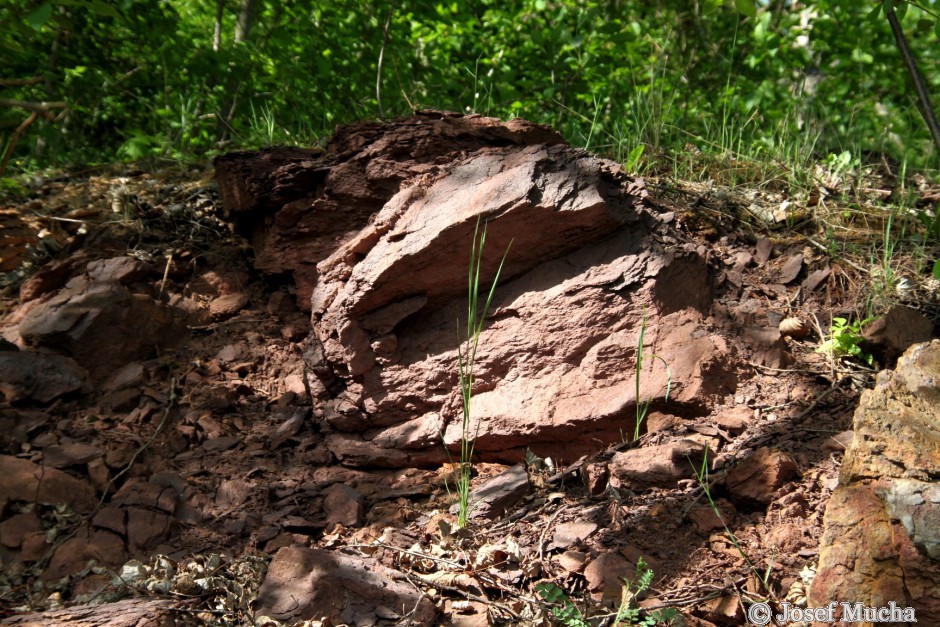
[{"left": 0, "top": 158, "right": 934, "bottom": 626}]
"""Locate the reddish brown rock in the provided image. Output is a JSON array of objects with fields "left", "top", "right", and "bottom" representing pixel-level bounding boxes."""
[
  {"left": 216, "top": 113, "right": 564, "bottom": 310},
  {"left": 323, "top": 483, "right": 365, "bottom": 528},
  {"left": 809, "top": 340, "right": 940, "bottom": 624},
  {"left": 0, "top": 455, "right": 97, "bottom": 513},
  {"left": 0, "top": 350, "right": 90, "bottom": 404},
  {"left": 43, "top": 527, "right": 126, "bottom": 580},
  {"left": 42, "top": 443, "right": 103, "bottom": 468},
  {"left": 724, "top": 447, "right": 799, "bottom": 507},
  {"left": 288, "top": 117, "right": 737, "bottom": 468},
  {"left": 0, "top": 511, "right": 42, "bottom": 548},
  {"left": 861, "top": 305, "right": 934, "bottom": 367},
  {"left": 17, "top": 283, "right": 184, "bottom": 380},
  {"left": 610, "top": 440, "right": 707, "bottom": 489},
  {"left": 253, "top": 546, "right": 436, "bottom": 625},
  {"left": 0, "top": 598, "right": 177, "bottom": 626},
  {"left": 583, "top": 552, "right": 632, "bottom": 602}
]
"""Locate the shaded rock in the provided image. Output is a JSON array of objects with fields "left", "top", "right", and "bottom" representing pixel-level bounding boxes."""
[
  {"left": 102, "top": 362, "right": 146, "bottom": 392},
  {"left": 801, "top": 266, "right": 830, "bottom": 292},
  {"left": 809, "top": 340, "right": 940, "bottom": 623},
  {"left": 254, "top": 546, "right": 436, "bottom": 625},
  {"left": 0, "top": 511, "right": 42, "bottom": 548},
  {"left": 582, "top": 461, "right": 609, "bottom": 496},
  {"left": 301, "top": 118, "right": 737, "bottom": 467},
  {"left": 42, "top": 443, "right": 104, "bottom": 468},
  {"left": 777, "top": 252, "right": 803, "bottom": 284},
  {"left": 85, "top": 256, "right": 149, "bottom": 284},
  {"left": 125, "top": 507, "right": 175, "bottom": 552},
  {"left": 18, "top": 283, "right": 184, "bottom": 380},
  {"left": 724, "top": 447, "right": 799, "bottom": 507},
  {"left": 754, "top": 238, "right": 773, "bottom": 264},
  {"left": 449, "top": 464, "right": 530, "bottom": 521},
  {"left": 610, "top": 440, "right": 707, "bottom": 489},
  {"left": 0, "top": 351, "right": 89, "bottom": 403},
  {"left": 0, "top": 455, "right": 97, "bottom": 513},
  {"left": 861, "top": 305, "right": 933, "bottom": 367},
  {"left": 323, "top": 483, "right": 365, "bottom": 527}
]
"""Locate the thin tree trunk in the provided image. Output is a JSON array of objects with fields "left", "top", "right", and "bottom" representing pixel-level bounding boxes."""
[
  {"left": 235, "top": 0, "right": 258, "bottom": 43},
  {"left": 885, "top": 2, "right": 940, "bottom": 159},
  {"left": 213, "top": 0, "right": 225, "bottom": 52}
]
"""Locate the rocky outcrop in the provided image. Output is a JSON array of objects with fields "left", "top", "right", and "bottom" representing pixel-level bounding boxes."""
[
  {"left": 215, "top": 111, "right": 565, "bottom": 310},
  {"left": 269, "top": 117, "right": 740, "bottom": 468},
  {"left": 809, "top": 340, "right": 940, "bottom": 623},
  {"left": 215, "top": 115, "right": 743, "bottom": 468}
]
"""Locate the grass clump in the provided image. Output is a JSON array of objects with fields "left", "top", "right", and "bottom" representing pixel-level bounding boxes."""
[
  {"left": 446, "top": 217, "right": 511, "bottom": 528},
  {"left": 630, "top": 314, "right": 672, "bottom": 443}
]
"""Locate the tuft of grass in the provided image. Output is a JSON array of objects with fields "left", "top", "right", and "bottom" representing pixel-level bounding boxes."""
[
  {"left": 631, "top": 314, "right": 672, "bottom": 443},
  {"left": 446, "top": 217, "right": 511, "bottom": 528}
]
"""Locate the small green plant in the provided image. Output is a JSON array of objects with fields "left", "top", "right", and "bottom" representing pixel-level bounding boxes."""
[
  {"left": 615, "top": 558, "right": 680, "bottom": 626},
  {"left": 535, "top": 582, "right": 591, "bottom": 627},
  {"left": 816, "top": 316, "right": 875, "bottom": 366},
  {"left": 631, "top": 315, "right": 672, "bottom": 442},
  {"left": 446, "top": 217, "right": 511, "bottom": 528}
]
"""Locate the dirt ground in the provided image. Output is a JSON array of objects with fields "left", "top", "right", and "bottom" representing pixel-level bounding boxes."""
[{"left": 0, "top": 158, "right": 934, "bottom": 626}]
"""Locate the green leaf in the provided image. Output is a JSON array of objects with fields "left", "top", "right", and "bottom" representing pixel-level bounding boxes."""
[
  {"left": 933, "top": 259, "right": 940, "bottom": 281},
  {"left": 26, "top": 3, "right": 53, "bottom": 31},
  {"left": 625, "top": 143, "right": 644, "bottom": 172},
  {"left": 734, "top": 0, "right": 756, "bottom": 18},
  {"left": 86, "top": 0, "right": 121, "bottom": 18},
  {"left": 0, "top": 37, "right": 26, "bottom": 53},
  {"left": 866, "top": 3, "right": 883, "bottom": 23}
]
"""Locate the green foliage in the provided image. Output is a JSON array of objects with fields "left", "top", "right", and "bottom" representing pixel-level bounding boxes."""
[
  {"left": 446, "top": 218, "right": 511, "bottom": 528},
  {"left": 2, "top": 1, "right": 940, "bottom": 171},
  {"left": 816, "top": 317, "right": 875, "bottom": 366},
  {"left": 535, "top": 581, "right": 591, "bottom": 627},
  {"left": 615, "top": 558, "right": 680, "bottom": 626}
]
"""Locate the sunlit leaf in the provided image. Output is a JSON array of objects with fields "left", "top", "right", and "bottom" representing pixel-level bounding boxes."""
[{"left": 734, "top": 0, "right": 756, "bottom": 18}]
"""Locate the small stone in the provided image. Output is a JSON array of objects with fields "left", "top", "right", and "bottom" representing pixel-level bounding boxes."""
[
  {"left": 548, "top": 521, "right": 598, "bottom": 551},
  {"left": 725, "top": 447, "right": 799, "bottom": 506},
  {"left": 323, "top": 483, "right": 365, "bottom": 527}
]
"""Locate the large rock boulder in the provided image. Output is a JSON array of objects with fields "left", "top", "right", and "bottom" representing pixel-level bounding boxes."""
[
  {"left": 809, "top": 340, "right": 940, "bottom": 623},
  {"left": 215, "top": 111, "right": 564, "bottom": 310},
  {"left": 285, "top": 117, "right": 739, "bottom": 467}
]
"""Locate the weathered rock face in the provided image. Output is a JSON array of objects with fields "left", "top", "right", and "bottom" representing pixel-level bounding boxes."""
[
  {"left": 215, "top": 111, "right": 565, "bottom": 310},
  {"left": 809, "top": 340, "right": 940, "bottom": 623},
  {"left": 281, "top": 117, "right": 741, "bottom": 468}
]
